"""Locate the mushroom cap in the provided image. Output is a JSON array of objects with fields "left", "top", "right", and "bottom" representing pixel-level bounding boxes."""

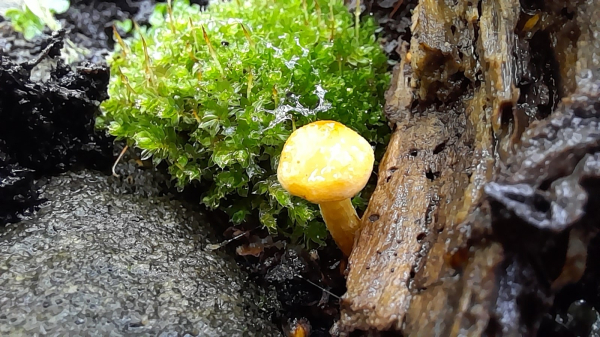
[{"left": 277, "top": 120, "right": 375, "bottom": 203}]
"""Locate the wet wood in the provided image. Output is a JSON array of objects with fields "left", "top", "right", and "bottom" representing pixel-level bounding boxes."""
[
  {"left": 340, "top": 0, "right": 496, "bottom": 332},
  {"left": 338, "top": 0, "right": 600, "bottom": 335},
  {"left": 340, "top": 59, "right": 491, "bottom": 334}
]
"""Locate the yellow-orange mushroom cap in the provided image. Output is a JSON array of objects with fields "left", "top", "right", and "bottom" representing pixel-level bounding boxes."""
[
  {"left": 277, "top": 120, "right": 375, "bottom": 256},
  {"left": 277, "top": 120, "right": 375, "bottom": 203}
]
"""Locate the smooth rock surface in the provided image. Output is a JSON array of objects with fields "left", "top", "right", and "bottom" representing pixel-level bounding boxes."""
[{"left": 0, "top": 169, "right": 281, "bottom": 336}]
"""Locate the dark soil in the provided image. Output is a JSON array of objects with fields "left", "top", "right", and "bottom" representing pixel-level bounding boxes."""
[
  {"left": 361, "top": 0, "right": 418, "bottom": 61},
  {"left": 0, "top": 31, "right": 113, "bottom": 225},
  {"left": 55, "top": 0, "right": 158, "bottom": 63}
]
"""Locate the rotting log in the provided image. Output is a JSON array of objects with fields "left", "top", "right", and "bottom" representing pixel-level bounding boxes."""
[{"left": 337, "top": 0, "right": 600, "bottom": 335}]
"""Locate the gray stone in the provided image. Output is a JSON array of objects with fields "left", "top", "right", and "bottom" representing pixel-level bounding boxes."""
[{"left": 0, "top": 169, "right": 281, "bottom": 337}]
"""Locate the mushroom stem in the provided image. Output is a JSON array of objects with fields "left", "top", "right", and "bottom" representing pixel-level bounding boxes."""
[{"left": 319, "top": 199, "right": 360, "bottom": 256}]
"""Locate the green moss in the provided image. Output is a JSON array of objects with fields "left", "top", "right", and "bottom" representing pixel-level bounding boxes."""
[
  {"left": 97, "top": 0, "right": 390, "bottom": 247},
  {"left": 4, "top": 0, "right": 70, "bottom": 40}
]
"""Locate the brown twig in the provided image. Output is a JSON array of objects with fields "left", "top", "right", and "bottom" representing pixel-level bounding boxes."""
[
  {"left": 112, "top": 145, "right": 129, "bottom": 178},
  {"left": 389, "top": 0, "right": 404, "bottom": 19}
]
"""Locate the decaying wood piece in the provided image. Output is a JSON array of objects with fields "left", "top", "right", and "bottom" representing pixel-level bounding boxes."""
[
  {"left": 340, "top": 0, "right": 502, "bottom": 332},
  {"left": 341, "top": 100, "right": 473, "bottom": 331},
  {"left": 339, "top": 0, "right": 600, "bottom": 335}
]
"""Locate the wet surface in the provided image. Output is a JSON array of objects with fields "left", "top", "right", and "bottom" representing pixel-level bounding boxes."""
[
  {"left": 339, "top": 0, "right": 600, "bottom": 336},
  {"left": 3, "top": 0, "right": 600, "bottom": 335},
  {"left": 0, "top": 3, "right": 285, "bottom": 335},
  {"left": 0, "top": 169, "right": 281, "bottom": 336},
  {"left": 0, "top": 2, "right": 343, "bottom": 334}
]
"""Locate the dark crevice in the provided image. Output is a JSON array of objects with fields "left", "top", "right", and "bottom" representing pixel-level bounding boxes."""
[
  {"left": 499, "top": 102, "right": 514, "bottom": 127},
  {"left": 560, "top": 7, "right": 575, "bottom": 20},
  {"left": 425, "top": 170, "right": 441, "bottom": 181},
  {"left": 386, "top": 167, "right": 398, "bottom": 183},
  {"left": 538, "top": 179, "right": 552, "bottom": 191},
  {"left": 515, "top": 30, "right": 561, "bottom": 121},
  {"left": 433, "top": 142, "right": 446, "bottom": 155},
  {"left": 519, "top": 0, "right": 545, "bottom": 13}
]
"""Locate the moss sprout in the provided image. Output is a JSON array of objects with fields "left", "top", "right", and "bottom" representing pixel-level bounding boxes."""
[{"left": 97, "top": 0, "right": 390, "bottom": 247}]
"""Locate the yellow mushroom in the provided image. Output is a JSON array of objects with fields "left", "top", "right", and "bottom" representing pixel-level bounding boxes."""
[{"left": 277, "top": 120, "right": 375, "bottom": 256}]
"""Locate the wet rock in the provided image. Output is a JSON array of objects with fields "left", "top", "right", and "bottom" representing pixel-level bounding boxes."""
[{"left": 0, "top": 169, "right": 282, "bottom": 336}]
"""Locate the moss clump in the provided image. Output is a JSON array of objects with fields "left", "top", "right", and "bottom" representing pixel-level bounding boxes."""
[{"left": 97, "top": 0, "right": 390, "bottom": 246}]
